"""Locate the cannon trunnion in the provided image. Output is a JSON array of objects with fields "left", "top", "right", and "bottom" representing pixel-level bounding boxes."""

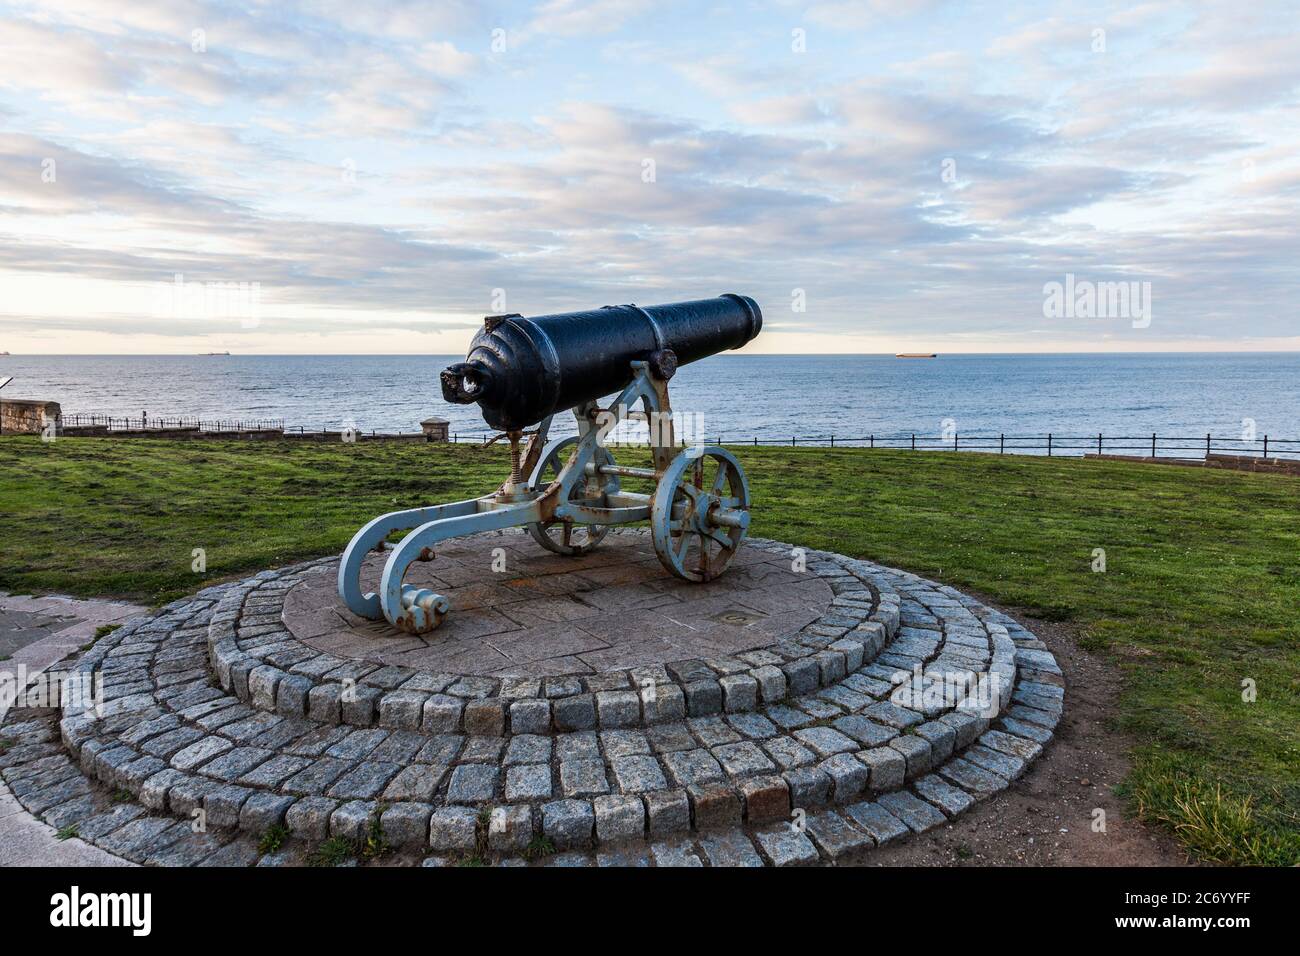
[{"left": 339, "top": 294, "right": 762, "bottom": 634}]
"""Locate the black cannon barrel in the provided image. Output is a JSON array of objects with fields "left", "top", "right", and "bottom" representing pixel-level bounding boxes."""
[{"left": 441, "top": 294, "right": 762, "bottom": 431}]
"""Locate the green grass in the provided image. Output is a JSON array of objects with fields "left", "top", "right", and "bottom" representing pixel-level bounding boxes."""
[
  {"left": 307, "top": 836, "right": 355, "bottom": 868},
  {"left": 301, "top": 816, "right": 386, "bottom": 866},
  {"left": 258, "top": 823, "right": 289, "bottom": 855},
  {"left": 522, "top": 835, "right": 556, "bottom": 861},
  {"left": 1119, "top": 754, "right": 1296, "bottom": 866},
  {"left": 1, "top": 435, "right": 1296, "bottom": 864},
  {"left": 0, "top": 436, "right": 506, "bottom": 603},
  {"left": 82, "top": 622, "right": 121, "bottom": 651},
  {"left": 362, "top": 808, "right": 390, "bottom": 859}
]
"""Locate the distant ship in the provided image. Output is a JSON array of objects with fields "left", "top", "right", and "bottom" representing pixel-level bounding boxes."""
[
  {"left": 201, "top": 351, "right": 231, "bottom": 356},
  {"left": 896, "top": 353, "right": 937, "bottom": 358},
  {"left": 0, "top": 351, "right": 10, "bottom": 356}
]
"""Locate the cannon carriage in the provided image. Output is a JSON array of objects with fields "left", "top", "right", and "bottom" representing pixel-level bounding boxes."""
[{"left": 338, "top": 294, "right": 762, "bottom": 634}]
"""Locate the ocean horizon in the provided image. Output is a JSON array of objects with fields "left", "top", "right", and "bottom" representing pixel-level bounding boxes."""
[{"left": 3, "top": 352, "right": 1298, "bottom": 453}]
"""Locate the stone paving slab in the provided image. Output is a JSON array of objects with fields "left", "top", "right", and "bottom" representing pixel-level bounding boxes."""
[{"left": 0, "top": 534, "right": 1059, "bottom": 867}]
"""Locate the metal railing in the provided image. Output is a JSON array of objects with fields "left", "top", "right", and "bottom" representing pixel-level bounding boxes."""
[
  {"left": 52, "top": 415, "right": 1299, "bottom": 460},
  {"left": 197, "top": 418, "right": 285, "bottom": 432},
  {"left": 284, "top": 426, "right": 423, "bottom": 438},
  {"left": 445, "top": 430, "right": 1300, "bottom": 460},
  {"left": 62, "top": 413, "right": 284, "bottom": 432}
]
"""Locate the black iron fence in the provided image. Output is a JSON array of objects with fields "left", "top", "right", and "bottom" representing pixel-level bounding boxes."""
[
  {"left": 446, "top": 430, "right": 1300, "bottom": 460},
  {"left": 283, "top": 426, "right": 423, "bottom": 438},
  {"left": 62, "top": 413, "right": 284, "bottom": 432},
  {"left": 52, "top": 414, "right": 1300, "bottom": 460}
]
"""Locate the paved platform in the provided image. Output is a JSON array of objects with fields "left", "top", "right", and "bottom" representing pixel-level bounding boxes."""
[
  {"left": 220, "top": 530, "right": 886, "bottom": 731},
  {"left": 0, "top": 532, "right": 1063, "bottom": 867},
  {"left": 285, "top": 533, "right": 833, "bottom": 677}
]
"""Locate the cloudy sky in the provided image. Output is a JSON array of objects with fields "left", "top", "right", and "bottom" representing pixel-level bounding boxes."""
[{"left": 1, "top": 0, "right": 1297, "bottom": 354}]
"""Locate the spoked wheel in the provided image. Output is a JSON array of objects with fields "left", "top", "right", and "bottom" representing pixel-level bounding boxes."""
[
  {"left": 651, "top": 447, "right": 751, "bottom": 581},
  {"left": 527, "top": 436, "right": 614, "bottom": 556}
]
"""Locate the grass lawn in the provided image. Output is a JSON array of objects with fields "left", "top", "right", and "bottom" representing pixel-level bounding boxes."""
[{"left": 1, "top": 435, "right": 1297, "bottom": 864}]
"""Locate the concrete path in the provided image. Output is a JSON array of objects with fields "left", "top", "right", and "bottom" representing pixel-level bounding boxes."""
[
  {"left": 1, "top": 591, "right": 145, "bottom": 679},
  {"left": 1, "top": 591, "right": 145, "bottom": 866},
  {"left": 0, "top": 777, "right": 134, "bottom": 866}
]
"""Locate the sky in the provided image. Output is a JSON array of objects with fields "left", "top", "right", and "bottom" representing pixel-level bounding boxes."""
[{"left": 0, "top": 0, "right": 1298, "bottom": 355}]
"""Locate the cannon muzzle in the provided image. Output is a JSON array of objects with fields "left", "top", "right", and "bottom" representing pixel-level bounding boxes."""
[
  {"left": 440, "top": 362, "right": 495, "bottom": 405},
  {"left": 442, "top": 294, "right": 762, "bottom": 431}
]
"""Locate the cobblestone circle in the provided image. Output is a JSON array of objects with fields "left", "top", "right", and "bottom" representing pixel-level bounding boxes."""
[
  {"left": 0, "top": 531, "right": 1064, "bottom": 867},
  {"left": 221, "top": 530, "right": 894, "bottom": 729}
]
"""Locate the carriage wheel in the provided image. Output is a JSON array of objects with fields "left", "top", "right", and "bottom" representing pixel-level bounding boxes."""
[
  {"left": 527, "top": 436, "right": 614, "bottom": 556},
  {"left": 651, "top": 447, "right": 751, "bottom": 582}
]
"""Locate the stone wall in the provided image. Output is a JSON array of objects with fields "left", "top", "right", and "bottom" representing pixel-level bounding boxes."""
[
  {"left": 0, "top": 400, "right": 61, "bottom": 435},
  {"left": 1205, "top": 453, "right": 1300, "bottom": 476},
  {"left": 1087, "top": 451, "right": 1300, "bottom": 477}
]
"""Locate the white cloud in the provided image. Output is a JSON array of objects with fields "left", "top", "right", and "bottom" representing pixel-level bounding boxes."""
[
  {"left": 0, "top": 0, "right": 1297, "bottom": 353},
  {"left": 525, "top": 0, "right": 656, "bottom": 38}
]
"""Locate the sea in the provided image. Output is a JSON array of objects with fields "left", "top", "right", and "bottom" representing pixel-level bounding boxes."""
[{"left": 2, "top": 353, "right": 1297, "bottom": 456}]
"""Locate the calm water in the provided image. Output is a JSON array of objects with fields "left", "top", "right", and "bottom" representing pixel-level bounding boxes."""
[{"left": 2, "top": 354, "right": 1298, "bottom": 452}]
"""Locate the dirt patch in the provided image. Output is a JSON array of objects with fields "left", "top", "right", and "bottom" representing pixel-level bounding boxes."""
[{"left": 864, "top": 603, "right": 1191, "bottom": 867}]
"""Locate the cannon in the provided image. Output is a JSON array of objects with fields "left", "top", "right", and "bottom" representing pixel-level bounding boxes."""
[{"left": 338, "top": 294, "right": 762, "bottom": 634}]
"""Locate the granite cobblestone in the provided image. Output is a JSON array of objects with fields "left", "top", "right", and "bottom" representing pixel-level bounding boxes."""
[{"left": 0, "top": 534, "right": 1059, "bottom": 867}]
